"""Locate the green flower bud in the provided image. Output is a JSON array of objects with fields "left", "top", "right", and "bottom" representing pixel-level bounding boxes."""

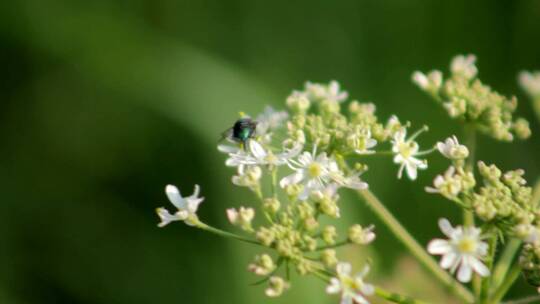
[
  {"left": 348, "top": 224, "right": 376, "bottom": 245},
  {"left": 322, "top": 226, "right": 337, "bottom": 245},
  {"left": 248, "top": 254, "right": 275, "bottom": 276},
  {"left": 265, "top": 276, "right": 290, "bottom": 298},
  {"left": 263, "top": 198, "right": 281, "bottom": 215},
  {"left": 256, "top": 227, "right": 275, "bottom": 247},
  {"left": 321, "top": 249, "right": 338, "bottom": 268}
]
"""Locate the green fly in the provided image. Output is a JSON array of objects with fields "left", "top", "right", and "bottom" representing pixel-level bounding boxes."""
[{"left": 221, "top": 117, "right": 258, "bottom": 149}]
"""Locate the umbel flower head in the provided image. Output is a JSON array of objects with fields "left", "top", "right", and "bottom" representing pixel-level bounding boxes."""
[
  {"left": 156, "top": 184, "right": 204, "bottom": 227},
  {"left": 427, "top": 218, "right": 489, "bottom": 282},
  {"left": 413, "top": 54, "right": 531, "bottom": 141},
  {"left": 326, "top": 262, "right": 374, "bottom": 304}
]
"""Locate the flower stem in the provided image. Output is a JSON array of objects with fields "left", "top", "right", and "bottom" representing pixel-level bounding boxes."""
[
  {"left": 531, "top": 177, "right": 540, "bottom": 208},
  {"left": 463, "top": 123, "right": 476, "bottom": 228},
  {"left": 490, "top": 238, "right": 521, "bottom": 293},
  {"left": 357, "top": 189, "right": 474, "bottom": 303},
  {"left": 502, "top": 295, "right": 540, "bottom": 304},
  {"left": 374, "top": 286, "right": 431, "bottom": 304},
  {"left": 196, "top": 221, "right": 262, "bottom": 246},
  {"left": 488, "top": 263, "right": 521, "bottom": 304},
  {"left": 314, "top": 240, "right": 350, "bottom": 251},
  {"left": 480, "top": 232, "right": 498, "bottom": 303}
]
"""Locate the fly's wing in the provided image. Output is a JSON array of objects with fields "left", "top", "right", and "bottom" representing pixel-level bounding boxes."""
[{"left": 219, "top": 127, "right": 234, "bottom": 142}]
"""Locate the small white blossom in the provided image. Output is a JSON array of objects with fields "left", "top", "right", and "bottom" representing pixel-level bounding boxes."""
[
  {"left": 425, "top": 166, "right": 462, "bottom": 198},
  {"left": 281, "top": 145, "right": 367, "bottom": 199},
  {"left": 219, "top": 140, "right": 302, "bottom": 169},
  {"left": 427, "top": 218, "right": 490, "bottom": 283},
  {"left": 265, "top": 276, "right": 290, "bottom": 298},
  {"left": 412, "top": 70, "right": 442, "bottom": 92},
  {"left": 231, "top": 165, "right": 262, "bottom": 188},
  {"left": 515, "top": 223, "right": 540, "bottom": 245},
  {"left": 226, "top": 206, "right": 255, "bottom": 231},
  {"left": 349, "top": 224, "right": 376, "bottom": 245},
  {"left": 326, "top": 262, "right": 374, "bottom": 304},
  {"left": 305, "top": 80, "right": 348, "bottom": 103},
  {"left": 156, "top": 184, "right": 204, "bottom": 227},
  {"left": 519, "top": 71, "right": 540, "bottom": 98},
  {"left": 451, "top": 54, "right": 478, "bottom": 80},
  {"left": 256, "top": 106, "right": 288, "bottom": 133},
  {"left": 437, "top": 135, "right": 469, "bottom": 160},
  {"left": 391, "top": 129, "right": 428, "bottom": 180},
  {"left": 348, "top": 128, "right": 377, "bottom": 155}
]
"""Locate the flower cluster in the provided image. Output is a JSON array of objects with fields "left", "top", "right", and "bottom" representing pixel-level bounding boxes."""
[
  {"left": 413, "top": 54, "right": 531, "bottom": 141},
  {"left": 153, "top": 55, "right": 540, "bottom": 303}
]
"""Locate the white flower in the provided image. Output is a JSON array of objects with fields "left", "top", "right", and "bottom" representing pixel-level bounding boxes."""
[
  {"left": 519, "top": 71, "right": 540, "bottom": 98},
  {"left": 231, "top": 165, "right": 262, "bottom": 188},
  {"left": 425, "top": 166, "right": 462, "bottom": 198},
  {"left": 427, "top": 218, "right": 490, "bottom": 283},
  {"left": 265, "top": 276, "right": 290, "bottom": 298},
  {"left": 255, "top": 106, "right": 289, "bottom": 137},
  {"left": 219, "top": 140, "right": 301, "bottom": 169},
  {"left": 156, "top": 184, "right": 204, "bottom": 227},
  {"left": 436, "top": 135, "right": 469, "bottom": 160},
  {"left": 226, "top": 206, "right": 255, "bottom": 231},
  {"left": 348, "top": 128, "right": 377, "bottom": 155},
  {"left": 412, "top": 71, "right": 429, "bottom": 89},
  {"left": 515, "top": 223, "right": 540, "bottom": 245},
  {"left": 305, "top": 80, "right": 348, "bottom": 103},
  {"left": 280, "top": 145, "right": 367, "bottom": 199},
  {"left": 412, "top": 70, "right": 443, "bottom": 91},
  {"left": 451, "top": 54, "right": 478, "bottom": 80},
  {"left": 326, "top": 262, "right": 374, "bottom": 304},
  {"left": 391, "top": 129, "right": 428, "bottom": 180}
]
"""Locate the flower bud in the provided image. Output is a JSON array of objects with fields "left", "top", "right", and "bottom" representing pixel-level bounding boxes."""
[
  {"left": 321, "top": 249, "right": 338, "bottom": 268},
  {"left": 322, "top": 226, "right": 337, "bottom": 245},
  {"left": 348, "top": 224, "right": 376, "bottom": 245},
  {"left": 263, "top": 198, "right": 281, "bottom": 215},
  {"left": 265, "top": 276, "right": 290, "bottom": 298},
  {"left": 248, "top": 254, "right": 275, "bottom": 276}
]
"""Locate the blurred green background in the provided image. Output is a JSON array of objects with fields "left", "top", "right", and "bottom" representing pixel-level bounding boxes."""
[{"left": 1, "top": 1, "right": 539, "bottom": 303}]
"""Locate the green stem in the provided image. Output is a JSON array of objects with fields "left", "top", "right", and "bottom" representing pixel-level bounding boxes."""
[
  {"left": 502, "top": 295, "right": 540, "bottom": 304},
  {"left": 480, "top": 233, "right": 498, "bottom": 303},
  {"left": 315, "top": 240, "right": 350, "bottom": 251},
  {"left": 490, "top": 239, "right": 521, "bottom": 293},
  {"left": 531, "top": 177, "right": 540, "bottom": 208},
  {"left": 196, "top": 221, "right": 262, "bottom": 246},
  {"left": 463, "top": 123, "right": 476, "bottom": 228},
  {"left": 374, "top": 286, "right": 431, "bottom": 304},
  {"left": 488, "top": 263, "right": 521, "bottom": 304},
  {"left": 357, "top": 189, "right": 474, "bottom": 303}
]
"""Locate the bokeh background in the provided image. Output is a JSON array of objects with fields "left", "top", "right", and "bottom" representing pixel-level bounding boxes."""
[{"left": 1, "top": 1, "right": 539, "bottom": 303}]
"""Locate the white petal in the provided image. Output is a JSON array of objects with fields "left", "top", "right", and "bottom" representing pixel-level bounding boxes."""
[
  {"left": 440, "top": 252, "right": 458, "bottom": 269},
  {"left": 361, "top": 283, "right": 374, "bottom": 296},
  {"left": 405, "top": 163, "right": 418, "bottom": 180},
  {"left": 186, "top": 197, "right": 204, "bottom": 213},
  {"left": 469, "top": 257, "right": 490, "bottom": 277},
  {"left": 438, "top": 218, "right": 454, "bottom": 237},
  {"left": 427, "top": 239, "right": 451, "bottom": 255},
  {"left": 352, "top": 293, "right": 370, "bottom": 304},
  {"left": 457, "top": 262, "right": 473, "bottom": 283},
  {"left": 156, "top": 207, "right": 179, "bottom": 227},
  {"left": 165, "top": 184, "right": 185, "bottom": 209},
  {"left": 340, "top": 295, "right": 353, "bottom": 304},
  {"left": 280, "top": 172, "right": 304, "bottom": 188},
  {"left": 326, "top": 278, "right": 341, "bottom": 294},
  {"left": 217, "top": 144, "right": 239, "bottom": 153},
  {"left": 336, "top": 262, "right": 352, "bottom": 276},
  {"left": 249, "top": 140, "right": 267, "bottom": 159}
]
